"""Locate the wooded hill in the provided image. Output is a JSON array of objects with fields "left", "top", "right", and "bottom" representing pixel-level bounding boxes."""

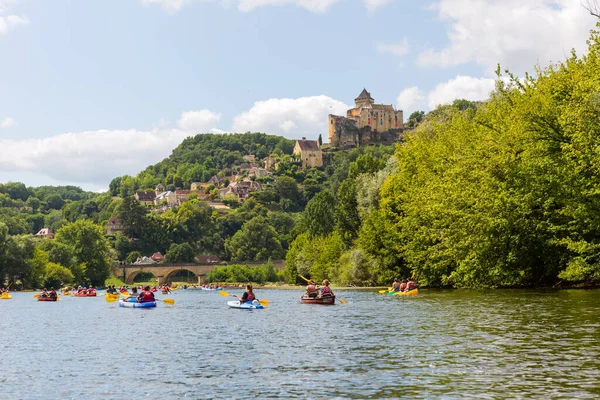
[{"left": 3, "top": 26, "right": 600, "bottom": 289}]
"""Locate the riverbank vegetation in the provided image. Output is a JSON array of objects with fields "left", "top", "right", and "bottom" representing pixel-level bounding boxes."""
[{"left": 2, "top": 27, "right": 600, "bottom": 289}]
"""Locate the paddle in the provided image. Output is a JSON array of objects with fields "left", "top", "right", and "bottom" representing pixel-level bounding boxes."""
[
  {"left": 219, "top": 289, "right": 268, "bottom": 306},
  {"left": 156, "top": 298, "right": 175, "bottom": 304},
  {"left": 299, "top": 275, "right": 346, "bottom": 304}
]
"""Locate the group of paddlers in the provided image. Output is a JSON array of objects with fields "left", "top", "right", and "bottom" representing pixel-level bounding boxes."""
[
  {"left": 391, "top": 278, "right": 417, "bottom": 292},
  {"left": 39, "top": 288, "right": 58, "bottom": 298},
  {"left": 304, "top": 279, "right": 334, "bottom": 298},
  {"left": 73, "top": 286, "right": 96, "bottom": 295}
]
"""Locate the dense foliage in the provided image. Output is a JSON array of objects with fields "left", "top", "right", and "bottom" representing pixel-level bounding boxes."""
[{"left": 4, "top": 27, "right": 600, "bottom": 289}]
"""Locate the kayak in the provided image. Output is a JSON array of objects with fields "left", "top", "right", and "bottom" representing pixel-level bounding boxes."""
[
  {"left": 38, "top": 296, "right": 58, "bottom": 302},
  {"left": 118, "top": 299, "right": 157, "bottom": 308},
  {"left": 1, "top": 294, "right": 12, "bottom": 300},
  {"left": 105, "top": 293, "right": 121, "bottom": 301},
  {"left": 74, "top": 292, "right": 97, "bottom": 297},
  {"left": 392, "top": 288, "right": 419, "bottom": 296},
  {"left": 201, "top": 287, "right": 222, "bottom": 291},
  {"left": 62, "top": 291, "right": 71, "bottom": 296},
  {"left": 227, "top": 300, "right": 265, "bottom": 310},
  {"left": 300, "top": 295, "right": 335, "bottom": 305}
]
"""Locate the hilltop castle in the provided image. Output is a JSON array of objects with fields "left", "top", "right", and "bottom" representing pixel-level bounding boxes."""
[{"left": 328, "top": 89, "right": 403, "bottom": 148}]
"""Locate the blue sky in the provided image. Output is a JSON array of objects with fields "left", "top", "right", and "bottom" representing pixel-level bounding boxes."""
[{"left": 0, "top": 0, "right": 596, "bottom": 191}]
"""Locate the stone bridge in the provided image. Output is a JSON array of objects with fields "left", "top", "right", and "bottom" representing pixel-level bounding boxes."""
[{"left": 112, "top": 260, "right": 285, "bottom": 286}]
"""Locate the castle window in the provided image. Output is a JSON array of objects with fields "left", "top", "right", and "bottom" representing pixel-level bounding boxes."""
[{"left": 330, "top": 119, "right": 333, "bottom": 124}]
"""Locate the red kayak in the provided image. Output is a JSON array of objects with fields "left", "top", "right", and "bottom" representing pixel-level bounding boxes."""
[
  {"left": 300, "top": 295, "right": 335, "bottom": 305},
  {"left": 38, "top": 297, "right": 58, "bottom": 302},
  {"left": 74, "top": 292, "right": 96, "bottom": 297}
]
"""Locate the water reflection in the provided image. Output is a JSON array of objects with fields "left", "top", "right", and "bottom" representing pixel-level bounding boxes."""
[{"left": 0, "top": 289, "right": 599, "bottom": 398}]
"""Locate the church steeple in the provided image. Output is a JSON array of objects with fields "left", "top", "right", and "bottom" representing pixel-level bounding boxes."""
[{"left": 355, "top": 88, "right": 374, "bottom": 108}]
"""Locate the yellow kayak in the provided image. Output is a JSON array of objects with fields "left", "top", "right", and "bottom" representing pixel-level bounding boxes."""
[
  {"left": 393, "top": 288, "right": 419, "bottom": 296},
  {"left": 63, "top": 291, "right": 71, "bottom": 296},
  {"left": 1, "top": 294, "right": 12, "bottom": 300},
  {"left": 105, "top": 293, "right": 121, "bottom": 300}
]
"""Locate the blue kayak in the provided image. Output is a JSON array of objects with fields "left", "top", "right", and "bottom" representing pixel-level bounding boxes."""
[
  {"left": 119, "top": 299, "right": 157, "bottom": 308},
  {"left": 227, "top": 300, "right": 264, "bottom": 309}
]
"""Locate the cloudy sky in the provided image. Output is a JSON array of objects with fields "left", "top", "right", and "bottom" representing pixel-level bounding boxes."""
[{"left": 0, "top": 0, "right": 596, "bottom": 191}]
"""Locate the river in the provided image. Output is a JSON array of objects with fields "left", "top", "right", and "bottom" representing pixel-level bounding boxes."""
[{"left": 1, "top": 288, "right": 599, "bottom": 399}]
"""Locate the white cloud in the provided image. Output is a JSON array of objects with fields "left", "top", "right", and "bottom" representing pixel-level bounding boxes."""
[
  {"left": 364, "top": 0, "right": 393, "bottom": 13},
  {"left": 232, "top": 95, "right": 349, "bottom": 138},
  {"left": 141, "top": 0, "right": 393, "bottom": 13},
  {"left": 427, "top": 75, "right": 496, "bottom": 109},
  {"left": 236, "top": 0, "right": 340, "bottom": 12},
  {"left": 0, "top": 129, "right": 191, "bottom": 184},
  {"left": 177, "top": 109, "right": 222, "bottom": 133},
  {"left": 0, "top": 14, "right": 28, "bottom": 35},
  {"left": 397, "top": 75, "right": 498, "bottom": 116},
  {"left": 377, "top": 37, "right": 409, "bottom": 57},
  {"left": 139, "top": 0, "right": 193, "bottom": 12},
  {"left": 0, "top": 117, "right": 16, "bottom": 129},
  {"left": 418, "top": 0, "right": 596, "bottom": 74},
  {"left": 396, "top": 87, "right": 426, "bottom": 117},
  {"left": 0, "top": 109, "right": 222, "bottom": 186}
]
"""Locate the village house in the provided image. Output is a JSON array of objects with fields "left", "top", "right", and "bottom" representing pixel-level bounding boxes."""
[
  {"left": 196, "top": 255, "right": 221, "bottom": 264},
  {"left": 155, "top": 183, "right": 166, "bottom": 193},
  {"left": 106, "top": 217, "right": 125, "bottom": 235},
  {"left": 35, "top": 228, "right": 54, "bottom": 239},
  {"left": 293, "top": 137, "right": 323, "bottom": 168},
  {"left": 135, "top": 191, "right": 156, "bottom": 206},
  {"left": 219, "top": 180, "right": 264, "bottom": 200},
  {"left": 151, "top": 252, "right": 164, "bottom": 262},
  {"left": 248, "top": 167, "right": 272, "bottom": 178},
  {"left": 263, "top": 156, "right": 276, "bottom": 170},
  {"left": 208, "top": 175, "right": 225, "bottom": 187},
  {"left": 190, "top": 182, "right": 210, "bottom": 191},
  {"left": 154, "top": 191, "right": 178, "bottom": 206},
  {"left": 243, "top": 154, "right": 256, "bottom": 162},
  {"left": 174, "top": 189, "right": 191, "bottom": 204}
]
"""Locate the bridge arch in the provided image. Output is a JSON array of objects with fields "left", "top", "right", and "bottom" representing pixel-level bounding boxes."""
[{"left": 164, "top": 268, "right": 198, "bottom": 285}]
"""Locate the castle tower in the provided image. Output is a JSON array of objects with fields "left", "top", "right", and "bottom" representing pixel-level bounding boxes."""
[{"left": 355, "top": 88, "right": 375, "bottom": 109}]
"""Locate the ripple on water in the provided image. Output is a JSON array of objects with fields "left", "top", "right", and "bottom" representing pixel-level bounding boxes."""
[{"left": 1, "top": 289, "right": 599, "bottom": 398}]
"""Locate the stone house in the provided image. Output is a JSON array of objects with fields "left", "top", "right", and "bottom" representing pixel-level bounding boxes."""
[
  {"left": 196, "top": 255, "right": 221, "bottom": 264},
  {"left": 135, "top": 191, "right": 156, "bottom": 206},
  {"left": 35, "top": 228, "right": 54, "bottom": 239},
  {"left": 219, "top": 180, "right": 264, "bottom": 200},
  {"left": 151, "top": 252, "right": 164, "bottom": 262},
  {"left": 293, "top": 137, "right": 323, "bottom": 168},
  {"left": 106, "top": 217, "right": 125, "bottom": 235},
  {"left": 191, "top": 182, "right": 210, "bottom": 191},
  {"left": 174, "top": 189, "right": 191, "bottom": 204},
  {"left": 154, "top": 191, "right": 178, "bottom": 206},
  {"left": 263, "top": 156, "right": 276, "bottom": 170}
]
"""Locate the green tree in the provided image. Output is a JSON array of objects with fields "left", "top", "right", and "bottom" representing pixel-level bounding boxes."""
[
  {"left": 165, "top": 243, "right": 195, "bottom": 263},
  {"left": 303, "top": 190, "right": 336, "bottom": 238},
  {"left": 335, "top": 179, "right": 360, "bottom": 244},
  {"left": 55, "top": 220, "right": 111, "bottom": 286},
  {"left": 225, "top": 216, "right": 283, "bottom": 261}
]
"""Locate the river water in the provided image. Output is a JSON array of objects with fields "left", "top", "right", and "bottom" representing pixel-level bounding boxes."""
[{"left": 1, "top": 288, "right": 599, "bottom": 399}]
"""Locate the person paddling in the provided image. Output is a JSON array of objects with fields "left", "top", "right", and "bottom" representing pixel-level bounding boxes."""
[
  {"left": 137, "top": 286, "right": 155, "bottom": 303},
  {"left": 306, "top": 280, "right": 318, "bottom": 298},
  {"left": 391, "top": 278, "right": 400, "bottom": 292},
  {"left": 236, "top": 283, "right": 257, "bottom": 304},
  {"left": 319, "top": 280, "right": 334, "bottom": 298},
  {"left": 399, "top": 280, "right": 408, "bottom": 292},
  {"left": 406, "top": 278, "right": 416, "bottom": 292}
]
